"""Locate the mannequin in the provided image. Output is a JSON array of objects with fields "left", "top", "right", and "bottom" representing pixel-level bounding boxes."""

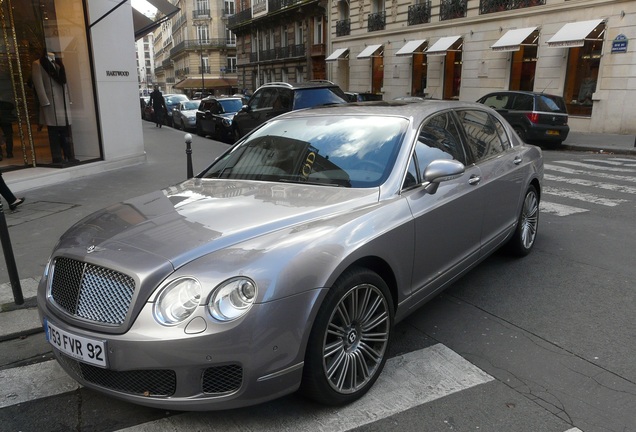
[{"left": 31, "top": 51, "right": 77, "bottom": 164}]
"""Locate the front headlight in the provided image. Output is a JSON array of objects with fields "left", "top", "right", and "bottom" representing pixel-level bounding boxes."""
[
  {"left": 153, "top": 277, "right": 202, "bottom": 325},
  {"left": 208, "top": 277, "right": 257, "bottom": 321},
  {"left": 222, "top": 118, "right": 232, "bottom": 127}
]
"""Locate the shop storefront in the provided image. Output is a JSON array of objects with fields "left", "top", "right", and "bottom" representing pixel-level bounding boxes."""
[
  {"left": 1, "top": 0, "right": 147, "bottom": 186},
  {"left": 328, "top": 0, "right": 636, "bottom": 134}
]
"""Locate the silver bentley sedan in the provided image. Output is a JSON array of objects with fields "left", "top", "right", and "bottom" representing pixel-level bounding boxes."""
[{"left": 37, "top": 101, "right": 543, "bottom": 410}]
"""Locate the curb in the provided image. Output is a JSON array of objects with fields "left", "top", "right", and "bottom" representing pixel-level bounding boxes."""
[{"left": 562, "top": 144, "right": 636, "bottom": 156}]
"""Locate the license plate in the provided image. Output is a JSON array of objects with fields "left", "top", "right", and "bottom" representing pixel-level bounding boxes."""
[
  {"left": 44, "top": 318, "right": 107, "bottom": 368},
  {"left": 546, "top": 130, "right": 560, "bottom": 136}
]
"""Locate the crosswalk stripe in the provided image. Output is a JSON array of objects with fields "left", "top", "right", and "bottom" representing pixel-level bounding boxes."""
[
  {"left": 545, "top": 163, "right": 636, "bottom": 184},
  {"left": 582, "top": 159, "right": 626, "bottom": 166},
  {"left": 0, "top": 359, "right": 79, "bottom": 408},
  {"left": 540, "top": 201, "right": 588, "bottom": 217},
  {"left": 115, "top": 344, "right": 493, "bottom": 432},
  {"left": 543, "top": 186, "right": 628, "bottom": 207},
  {"left": 544, "top": 174, "right": 636, "bottom": 195},
  {"left": 553, "top": 160, "right": 636, "bottom": 173}
]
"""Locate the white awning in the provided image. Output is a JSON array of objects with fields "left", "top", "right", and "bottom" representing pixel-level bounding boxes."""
[
  {"left": 357, "top": 44, "right": 383, "bottom": 59},
  {"left": 326, "top": 48, "right": 350, "bottom": 61},
  {"left": 425, "top": 36, "right": 462, "bottom": 56},
  {"left": 491, "top": 27, "right": 538, "bottom": 52},
  {"left": 396, "top": 39, "right": 427, "bottom": 56},
  {"left": 547, "top": 19, "right": 604, "bottom": 48}
]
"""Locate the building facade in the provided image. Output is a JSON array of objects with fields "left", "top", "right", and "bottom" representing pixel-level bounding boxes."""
[
  {"left": 327, "top": 0, "right": 636, "bottom": 133},
  {"left": 152, "top": 0, "right": 239, "bottom": 98},
  {"left": 228, "top": 0, "right": 329, "bottom": 93},
  {"left": 137, "top": 34, "right": 156, "bottom": 96}
]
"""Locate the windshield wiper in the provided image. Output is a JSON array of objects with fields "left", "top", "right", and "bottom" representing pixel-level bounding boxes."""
[{"left": 278, "top": 178, "right": 343, "bottom": 187}]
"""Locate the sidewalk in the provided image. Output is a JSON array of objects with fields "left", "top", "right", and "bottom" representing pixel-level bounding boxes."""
[{"left": 0, "top": 126, "right": 635, "bottom": 344}]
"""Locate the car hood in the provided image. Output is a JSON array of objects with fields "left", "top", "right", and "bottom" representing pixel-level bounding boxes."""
[
  {"left": 219, "top": 112, "right": 237, "bottom": 120},
  {"left": 56, "top": 179, "right": 380, "bottom": 270}
]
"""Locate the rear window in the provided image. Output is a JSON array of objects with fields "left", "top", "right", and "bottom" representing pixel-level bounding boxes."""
[
  {"left": 293, "top": 88, "right": 347, "bottom": 110},
  {"left": 535, "top": 95, "right": 567, "bottom": 113}
]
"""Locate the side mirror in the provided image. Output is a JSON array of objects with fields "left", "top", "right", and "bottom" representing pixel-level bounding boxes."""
[
  {"left": 422, "top": 159, "right": 465, "bottom": 195},
  {"left": 239, "top": 105, "right": 250, "bottom": 113}
]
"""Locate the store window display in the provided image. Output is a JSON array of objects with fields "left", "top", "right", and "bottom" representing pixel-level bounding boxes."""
[
  {"left": 0, "top": 0, "right": 99, "bottom": 170},
  {"left": 31, "top": 51, "right": 77, "bottom": 164}
]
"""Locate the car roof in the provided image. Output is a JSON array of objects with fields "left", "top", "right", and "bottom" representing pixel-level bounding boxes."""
[
  {"left": 480, "top": 90, "right": 564, "bottom": 99},
  {"left": 276, "top": 100, "right": 491, "bottom": 123},
  {"left": 257, "top": 81, "right": 341, "bottom": 90}
]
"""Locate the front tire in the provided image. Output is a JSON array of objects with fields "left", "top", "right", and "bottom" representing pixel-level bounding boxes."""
[
  {"left": 508, "top": 185, "right": 539, "bottom": 256},
  {"left": 300, "top": 267, "right": 393, "bottom": 406}
]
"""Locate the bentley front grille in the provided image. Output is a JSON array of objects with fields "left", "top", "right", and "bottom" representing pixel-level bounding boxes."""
[{"left": 50, "top": 257, "right": 136, "bottom": 326}]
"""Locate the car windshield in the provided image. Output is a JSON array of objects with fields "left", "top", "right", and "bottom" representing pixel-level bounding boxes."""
[
  {"left": 219, "top": 99, "right": 243, "bottom": 113},
  {"left": 201, "top": 115, "right": 408, "bottom": 188},
  {"left": 293, "top": 88, "right": 348, "bottom": 110},
  {"left": 182, "top": 101, "right": 200, "bottom": 110}
]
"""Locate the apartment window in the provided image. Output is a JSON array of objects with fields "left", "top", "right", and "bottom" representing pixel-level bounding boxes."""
[
  {"left": 196, "top": 0, "right": 209, "bottom": 11},
  {"left": 314, "top": 17, "right": 323, "bottom": 44},
  {"left": 281, "top": 25, "right": 288, "bottom": 47},
  {"left": 226, "top": 27, "right": 236, "bottom": 46},
  {"left": 296, "top": 66, "right": 303, "bottom": 82},
  {"left": 295, "top": 21, "right": 304, "bottom": 45},
  {"left": 227, "top": 56, "right": 237, "bottom": 73},
  {"left": 197, "top": 25, "right": 209, "bottom": 43},
  {"left": 224, "top": 0, "right": 235, "bottom": 15}
]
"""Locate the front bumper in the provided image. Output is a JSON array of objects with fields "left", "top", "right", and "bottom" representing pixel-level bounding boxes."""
[{"left": 37, "top": 285, "right": 326, "bottom": 411}]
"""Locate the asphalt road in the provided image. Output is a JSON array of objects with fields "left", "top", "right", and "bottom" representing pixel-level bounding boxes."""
[{"left": 1, "top": 147, "right": 635, "bottom": 432}]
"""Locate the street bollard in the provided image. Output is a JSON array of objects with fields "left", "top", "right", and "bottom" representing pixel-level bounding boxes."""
[
  {"left": 185, "top": 133, "right": 194, "bottom": 179},
  {"left": 0, "top": 202, "right": 23, "bottom": 305}
]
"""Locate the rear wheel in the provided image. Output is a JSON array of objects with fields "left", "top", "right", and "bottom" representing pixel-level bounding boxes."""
[
  {"left": 300, "top": 267, "right": 393, "bottom": 406},
  {"left": 508, "top": 185, "right": 539, "bottom": 256}
]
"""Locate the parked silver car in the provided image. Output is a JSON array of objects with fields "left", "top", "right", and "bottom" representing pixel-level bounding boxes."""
[{"left": 37, "top": 101, "right": 543, "bottom": 411}]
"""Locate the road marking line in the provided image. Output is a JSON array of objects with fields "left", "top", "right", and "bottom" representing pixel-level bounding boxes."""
[
  {"left": 543, "top": 186, "right": 628, "bottom": 207},
  {"left": 116, "top": 344, "right": 493, "bottom": 432},
  {"left": 582, "top": 159, "right": 625, "bottom": 166},
  {"left": 545, "top": 164, "right": 636, "bottom": 184},
  {"left": 553, "top": 160, "right": 636, "bottom": 173},
  {"left": 0, "top": 360, "right": 79, "bottom": 408},
  {"left": 545, "top": 174, "right": 636, "bottom": 195},
  {"left": 540, "top": 202, "right": 588, "bottom": 217}
]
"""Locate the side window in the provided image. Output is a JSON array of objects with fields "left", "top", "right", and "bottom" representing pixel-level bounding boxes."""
[
  {"left": 257, "top": 88, "right": 278, "bottom": 109},
  {"left": 248, "top": 91, "right": 263, "bottom": 110},
  {"left": 403, "top": 112, "right": 465, "bottom": 190},
  {"left": 457, "top": 110, "right": 507, "bottom": 163},
  {"left": 493, "top": 116, "right": 511, "bottom": 150},
  {"left": 483, "top": 94, "right": 508, "bottom": 110},
  {"left": 272, "top": 89, "right": 292, "bottom": 110},
  {"left": 511, "top": 94, "right": 533, "bottom": 111}
]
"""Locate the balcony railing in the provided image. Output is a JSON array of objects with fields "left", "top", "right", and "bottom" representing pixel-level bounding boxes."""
[
  {"left": 248, "top": 44, "right": 306, "bottom": 63},
  {"left": 269, "top": 0, "right": 304, "bottom": 13},
  {"left": 336, "top": 19, "right": 350, "bottom": 36},
  {"left": 193, "top": 9, "right": 210, "bottom": 18},
  {"left": 166, "top": 77, "right": 175, "bottom": 83},
  {"left": 173, "top": 15, "right": 187, "bottom": 30},
  {"left": 368, "top": 11, "right": 386, "bottom": 32},
  {"left": 440, "top": 0, "right": 467, "bottom": 20},
  {"left": 170, "top": 39, "right": 236, "bottom": 57},
  {"left": 310, "top": 43, "right": 325, "bottom": 57},
  {"left": 199, "top": 66, "right": 211, "bottom": 74},
  {"left": 162, "top": 59, "right": 173, "bottom": 68},
  {"left": 408, "top": 1, "right": 431, "bottom": 26},
  {"left": 228, "top": 8, "right": 251, "bottom": 28},
  {"left": 479, "top": 0, "right": 545, "bottom": 14},
  {"left": 175, "top": 67, "right": 190, "bottom": 76}
]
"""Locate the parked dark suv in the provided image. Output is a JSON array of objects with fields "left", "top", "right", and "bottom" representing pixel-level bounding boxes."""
[
  {"left": 232, "top": 81, "right": 348, "bottom": 139},
  {"left": 195, "top": 96, "right": 244, "bottom": 142},
  {"left": 477, "top": 91, "right": 569, "bottom": 145}
]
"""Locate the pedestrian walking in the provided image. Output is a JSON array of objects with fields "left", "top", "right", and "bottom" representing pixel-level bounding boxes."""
[
  {"left": 0, "top": 172, "right": 24, "bottom": 211},
  {"left": 149, "top": 85, "right": 166, "bottom": 128}
]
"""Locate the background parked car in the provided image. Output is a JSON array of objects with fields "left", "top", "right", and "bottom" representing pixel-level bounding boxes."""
[
  {"left": 477, "top": 91, "right": 569, "bottom": 146},
  {"left": 196, "top": 96, "right": 244, "bottom": 142},
  {"left": 140, "top": 96, "right": 149, "bottom": 119},
  {"left": 172, "top": 100, "right": 201, "bottom": 131},
  {"left": 163, "top": 94, "right": 190, "bottom": 127},
  {"left": 232, "top": 81, "right": 348, "bottom": 139}
]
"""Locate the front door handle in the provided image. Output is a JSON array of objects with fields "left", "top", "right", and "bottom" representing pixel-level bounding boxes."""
[
  {"left": 513, "top": 156, "right": 523, "bottom": 165},
  {"left": 468, "top": 175, "right": 481, "bottom": 185}
]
